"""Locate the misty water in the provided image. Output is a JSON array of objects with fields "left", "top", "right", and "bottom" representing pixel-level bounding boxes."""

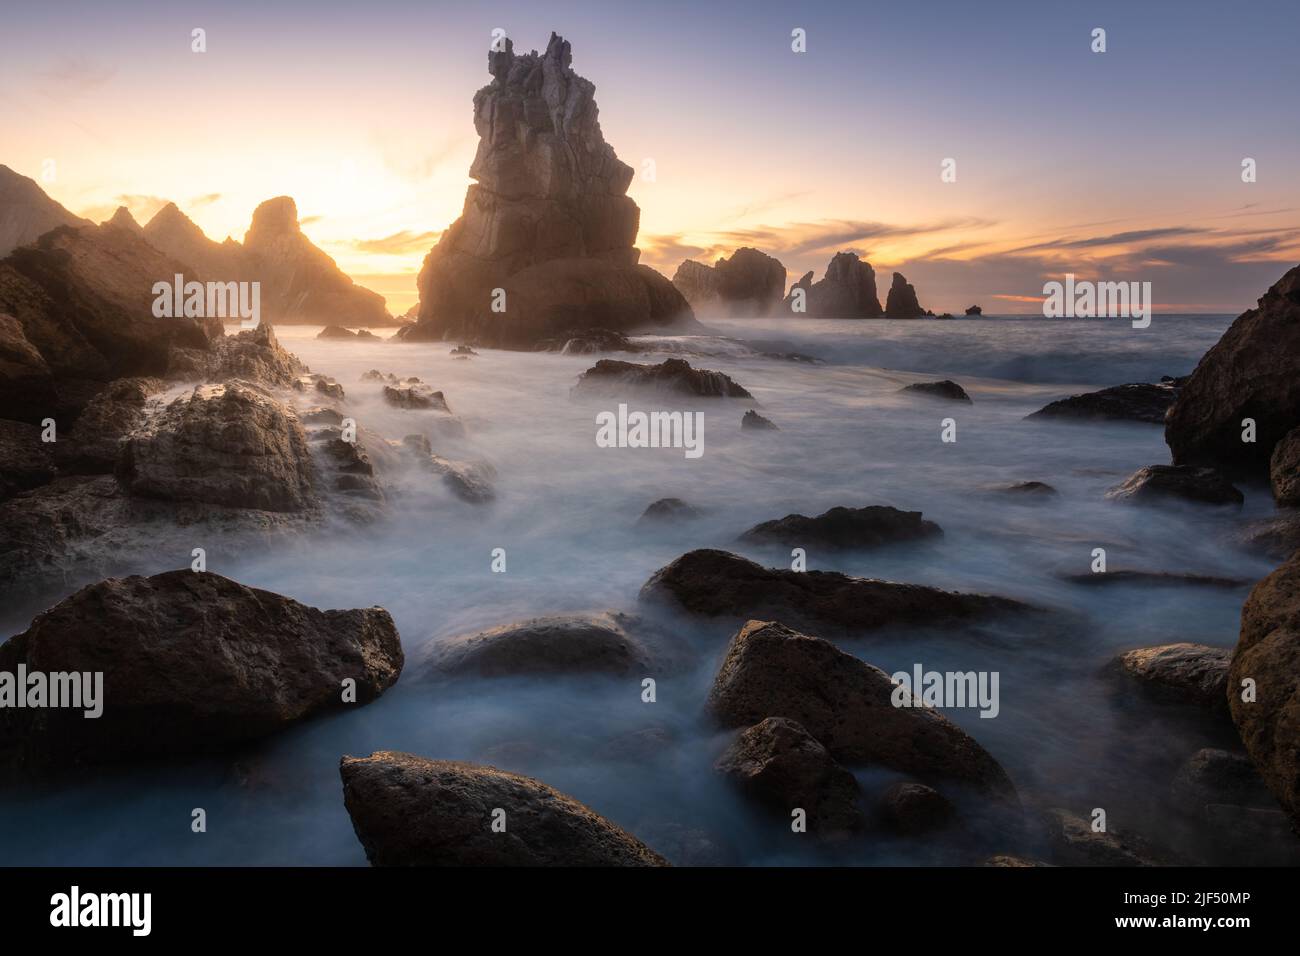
[{"left": 2, "top": 314, "right": 1279, "bottom": 865}]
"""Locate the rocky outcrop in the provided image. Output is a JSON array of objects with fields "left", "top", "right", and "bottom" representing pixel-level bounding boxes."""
[
  {"left": 779, "top": 252, "right": 882, "bottom": 318},
  {"left": 884, "top": 272, "right": 925, "bottom": 318},
  {"left": 0, "top": 571, "right": 403, "bottom": 769},
  {"left": 1109, "top": 643, "right": 1230, "bottom": 712},
  {"left": 715, "top": 717, "right": 864, "bottom": 834},
  {"left": 572, "top": 357, "right": 752, "bottom": 398},
  {"left": 740, "top": 505, "right": 942, "bottom": 550},
  {"left": 339, "top": 751, "right": 668, "bottom": 866},
  {"left": 1229, "top": 549, "right": 1300, "bottom": 826},
  {"left": 142, "top": 202, "right": 245, "bottom": 284},
  {"left": 1271, "top": 426, "right": 1300, "bottom": 506},
  {"left": 900, "top": 380, "right": 971, "bottom": 403},
  {"left": 397, "top": 433, "right": 495, "bottom": 503},
  {"left": 1166, "top": 264, "right": 1300, "bottom": 478},
  {"left": 54, "top": 377, "right": 162, "bottom": 474},
  {"left": 383, "top": 384, "right": 450, "bottom": 411},
  {"left": 1104, "top": 464, "right": 1243, "bottom": 506},
  {"left": 0, "top": 164, "right": 92, "bottom": 258},
  {"left": 1027, "top": 382, "right": 1177, "bottom": 424},
  {"left": 317, "top": 325, "right": 359, "bottom": 339},
  {"left": 640, "top": 549, "right": 1030, "bottom": 635},
  {"left": 671, "top": 248, "right": 787, "bottom": 317},
  {"left": 706, "top": 621, "right": 1018, "bottom": 803},
  {"left": 426, "top": 612, "right": 651, "bottom": 677},
  {"left": 102, "top": 206, "right": 144, "bottom": 235},
  {"left": 243, "top": 197, "right": 392, "bottom": 327},
  {"left": 404, "top": 33, "right": 695, "bottom": 347}
]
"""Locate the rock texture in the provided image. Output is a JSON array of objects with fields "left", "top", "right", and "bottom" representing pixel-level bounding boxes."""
[
  {"left": 740, "top": 505, "right": 942, "bottom": 550},
  {"left": 1038, "top": 808, "right": 1162, "bottom": 866},
  {"left": 884, "top": 272, "right": 925, "bottom": 318},
  {"left": 405, "top": 33, "right": 695, "bottom": 347},
  {"left": 706, "top": 621, "right": 1018, "bottom": 803},
  {"left": 427, "top": 612, "right": 651, "bottom": 677},
  {"left": 715, "top": 717, "right": 864, "bottom": 833},
  {"left": 0, "top": 164, "right": 92, "bottom": 258},
  {"left": 339, "top": 751, "right": 668, "bottom": 866},
  {"left": 572, "top": 357, "right": 752, "bottom": 398},
  {"left": 1166, "top": 264, "right": 1300, "bottom": 478},
  {"left": 877, "top": 781, "right": 955, "bottom": 835},
  {"left": 1104, "top": 464, "right": 1243, "bottom": 506},
  {"left": 1271, "top": 426, "right": 1300, "bottom": 507},
  {"left": 671, "top": 248, "right": 787, "bottom": 317},
  {"left": 1170, "top": 748, "right": 1278, "bottom": 817},
  {"left": 1229, "top": 549, "right": 1300, "bottom": 826},
  {"left": 1027, "top": 382, "right": 1178, "bottom": 424},
  {"left": 1110, "top": 642, "right": 1230, "bottom": 712},
  {"left": 779, "top": 252, "right": 882, "bottom": 318},
  {"left": 0, "top": 571, "right": 403, "bottom": 769},
  {"left": 640, "top": 549, "right": 1030, "bottom": 635}
]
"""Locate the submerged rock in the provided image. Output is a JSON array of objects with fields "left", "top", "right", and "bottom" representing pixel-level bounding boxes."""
[
  {"left": 0, "top": 571, "right": 402, "bottom": 769},
  {"left": 988, "top": 480, "right": 1057, "bottom": 498},
  {"left": 1062, "top": 569, "right": 1247, "bottom": 589},
  {"left": 339, "top": 751, "right": 668, "bottom": 866},
  {"left": 1108, "top": 643, "right": 1230, "bottom": 712},
  {"left": 572, "top": 357, "right": 752, "bottom": 398},
  {"left": 427, "top": 612, "right": 651, "bottom": 677},
  {"left": 1229, "top": 549, "right": 1300, "bottom": 827},
  {"left": 741, "top": 410, "right": 778, "bottom": 430},
  {"left": 965, "top": 305, "right": 982, "bottom": 316},
  {"left": 1027, "top": 383, "right": 1177, "bottom": 424},
  {"left": 715, "top": 717, "right": 864, "bottom": 834},
  {"left": 740, "top": 505, "right": 942, "bottom": 550},
  {"left": 1104, "top": 464, "right": 1243, "bottom": 506},
  {"left": 706, "top": 621, "right": 1018, "bottom": 803},
  {"left": 640, "top": 549, "right": 1031, "bottom": 635},
  {"left": 636, "top": 497, "right": 701, "bottom": 524},
  {"left": 317, "top": 325, "right": 358, "bottom": 339},
  {"left": 900, "top": 380, "right": 971, "bottom": 402}
]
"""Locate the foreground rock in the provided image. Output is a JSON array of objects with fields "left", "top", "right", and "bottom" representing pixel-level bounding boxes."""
[
  {"left": 1109, "top": 643, "right": 1230, "bottom": 713},
  {"left": 339, "top": 751, "right": 667, "bottom": 866},
  {"left": 1166, "top": 264, "right": 1300, "bottom": 478},
  {"left": 671, "top": 248, "right": 786, "bottom": 317},
  {"left": 404, "top": 34, "right": 695, "bottom": 347},
  {"left": 1272, "top": 427, "right": 1300, "bottom": 506},
  {"left": 1234, "top": 513, "right": 1300, "bottom": 560},
  {"left": 740, "top": 505, "right": 942, "bottom": 550},
  {"left": 1229, "top": 549, "right": 1300, "bottom": 826},
  {"left": 1170, "top": 748, "right": 1278, "bottom": 816},
  {"left": 707, "top": 621, "right": 1018, "bottom": 803},
  {"left": 1027, "top": 383, "right": 1177, "bottom": 424},
  {"left": 1104, "top": 464, "right": 1243, "bottom": 506},
  {"left": 572, "top": 358, "right": 752, "bottom": 398},
  {"left": 883, "top": 272, "right": 925, "bottom": 318},
  {"left": 900, "top": 380, "right": 970, "bottom": 402},
  {"left": 1037, "top": 808, "right": 1163, "bottom": 866},
  {"left": 0, "top": 571, "right": 402, "bottom": 769},
  {"left": 641, "top": 549, "right": 1031, "bottom": 635},
  {"left": 715, "top": 717, "right": 864, "bottom": 834},
  {"left": 779, "top": 252, "right": 882, "bottom": 318},
  {"left": 427, "top": 613, "right": 651, "bottom": 677},
  {"left": 0, "top": 419, "right": 54, "bottom": 499},
  {"left": 877, "top": 781, "right": 955, "bottom": 835}
]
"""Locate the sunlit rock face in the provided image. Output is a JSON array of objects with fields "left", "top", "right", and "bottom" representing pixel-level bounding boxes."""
[{"left": 406, "top": 32, "right": 695, "bottom": 347}]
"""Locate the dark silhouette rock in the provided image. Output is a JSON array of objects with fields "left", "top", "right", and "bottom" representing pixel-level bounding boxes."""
[
  {"left": 0, "top": 164, "right": 93, "bottom": 258},
  {"left": 0, "top": 312, "right": 55, "bottom": 423},
  {"left": 1061, "top": 569, "right": 1247, "bottom": 589},
  {"left": 672, "top": 248, "right": 787, "bottom": 317},
  {"left": 0, "top": 571, "right": 402, "bottom": 769},
  {"left": 142, "top": 202, "right": 245, "bottom": 286},
  {"left": 339, "top": 751, "right": 668, "bottom": 866},
  {"left": 740, "top": 505, "right": 941, "bottom": 550},
  {"left": 877, "top": 781, "right": 955, "bottom": 835},
  {"left": 427, "top": 613, "right": 651, "bottom": 677},
  {"left": 989, "top": 481, "right": 1057, "bottom": 498},
  {"left": 884, "top": 272, "right": 925, "bottom": 318},
  {"left": 1271, "top": 426, "right": 1300, "bottom": 506},
  {"left": 1105, "top": 464, "right": 1243, "bottom": 506},
  {"left": 1037, "top": 808, "right": 1163, "bottom": 866},
  {"left": 1027, "top": 383, "right": 1177, "bottom": 424},
  {"left": 383, "top": 384, "right": 450, "bottom": 411},
  {"left": 572, "top": 357, "right": 752, "bottom": 398},
  {"left": 536, "top": 327, "right": 644, "bottom": 354},
  {"left": 741, "top": 410, "right": 778, "bottom": 430},
  {"left": 637, "top": 497, "right": 700, "bottom": 524},
  {"left": 965, "top": 305, "right": 982, "bottom": 316},
  {"left": 900, "top": 380, "right": 971, "bottom": 403},
  {"left": 0, "top": 418, "right": 54, "bottom": 500},
  {"left": 706, "top": 621, "right": 1018, "bottom": 803},
  {"left": 1108, "top": 643, "right": 1230, "bottom": 713},
  {"left": 317, "top": 325, "right": 358, "bottom": 339},
  {"left": 54, "top": 377, "right": 162, "bottom": 474},
  {"left": 779, "top": 252, "right": 882, "bottom": 318},
  {"left": 1170, "top": 748, "right": 1277, "bottom": 816},
  {"left": 1166, "top": 264, "right": 1300, "bottom": 478}
]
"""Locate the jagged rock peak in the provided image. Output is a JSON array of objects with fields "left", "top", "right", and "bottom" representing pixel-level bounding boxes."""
[{"left": 247, "top": 196, "right": 301, "bottom": 237}]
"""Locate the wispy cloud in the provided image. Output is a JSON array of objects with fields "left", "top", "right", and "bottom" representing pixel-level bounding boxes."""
[{"left": 348, "top": 230, "right": 441, "bottom": 255}]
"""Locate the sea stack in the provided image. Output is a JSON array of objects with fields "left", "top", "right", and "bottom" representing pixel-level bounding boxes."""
[
  {"left": 672, "top": 248, "right": 787, "bottom": 316},
  {"left": 779, "top": 251, "right": 883, "bottom": 318},
  {"left": 884, "top": 272, "right": 926, "bottom": 318},
  {"left": 403, "top": 32, "right": 695, "bottom": 347}
]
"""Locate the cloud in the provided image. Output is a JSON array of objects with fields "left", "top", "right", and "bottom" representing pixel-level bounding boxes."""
[
  {"left": 349, "top": 230, "right": 441, "bottom": 255},
  {"left": 38, "top": 58, "right": 115, "bottom": 98}
]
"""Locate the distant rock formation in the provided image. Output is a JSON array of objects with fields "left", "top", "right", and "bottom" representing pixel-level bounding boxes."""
[
  {"left": 0, "top": 165, "right": 92, "bottom": 258},
  {"left": 779, "top": 252, "right": 882, "bottom": 318},
  {"left": 671, "top": 248, "right": 787, "bottom": 316},
  {"left": 103, "top": 206, "right": 144, "bottom": 235},
  {"left": 965, "top": 304, "right": 982, "bottom": 316},
  {"left": 884, "top": 272, "right": 925, "bottom": 317},
  {"left": 143, "top": 201, "right": 243, "bottom": 282},
  {"left": 403, "top": 33, "right": 696, "bottom": 347}
]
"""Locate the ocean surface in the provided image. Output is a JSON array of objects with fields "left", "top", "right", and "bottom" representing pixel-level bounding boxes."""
[{"left": 1, "top": 313, "right": 1280, "bottom": 865}]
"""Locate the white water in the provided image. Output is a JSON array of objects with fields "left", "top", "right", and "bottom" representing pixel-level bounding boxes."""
[{"left": 1, "top": 314, "right": 1283, "bottom": 865}]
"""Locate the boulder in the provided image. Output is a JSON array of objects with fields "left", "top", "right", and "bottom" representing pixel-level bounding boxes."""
[
  {"left": 715, "top": 717, "right": 864, "bottom": 834},
  {"left": 877, "top": 781, "right": 955, "bottom": 835},
  {"left": 339, "top": 751, "right": 668, "bottom": 866},
  {"left": 640, "top": 549, "right": 1031, "bottom": 635},
  {"left": 1027, "top": 383, "right": 1176, "bottom": 424},
  {"left": 1166, "top": 264, "right": 1300, "bottom": 478},
  {"left": 0, "top": 570, "right": 403, "bottom": 769},
  {"left": 741, "top": 410, "right": 778, "bottom": 430},
  {"left": 1271, "top": 426, "right": 1300, "bottom": 506},
  {"left": 883, "top": 272, "right": 925, "bottom": 318},
  {"left": 1109, "top": 643, "right": 1230, "bottom": 712},
  {"left": 1170, "top": 748, "right": 1278, "bottom": 816},
  {"left": 706, "top": 621, "right": 1018, "bottom": 803},
  {"left": 203, "top": 323, "right": 304, "bottom": 389},
  {"left": 989, "top": 481, "right": 1057, "bottom": 498},
  {"left": 118, "top": 381, "right": 317, "bottom": 513},
  {"left": 404, "top": 34, "right": 696, "bottom": 347},
  {"left": 383, "top": 384, "right": 450, "bottom": 411},
  {"left": 1234, "top": 514, "right": 1300, "bottom": 561},
  {"left": 1038, "top": 808, "right": 1162, "bottom": 866},
  {"left": 900, "top": 380, "right": 970, "bottom": 403},
  {"left": 0, "top": 418, "right": 54, "bottom": 500},
  {"left": 636, "top": 497, "right": 700, "bottom": 524},
  {"left": 740, "top": 505, "right": 942, "bottom": 550},
  {"left": 572, "top": 357, "right": 752, "bottom": 398},
  {"left": 1229, "top": 549, "right": 1300, "bottom": 826},
  {"left": 0, "top": 476, "right": 131, "bottom": 589},
  {"left": 427, "top": 612, "right": 651, "bottom": 677},
  {"left": 1104, "top": 464, "right": 1243, "bottom": 506},
  {"left": 779, "top": 252, "right": 882, "bottom": 318}
]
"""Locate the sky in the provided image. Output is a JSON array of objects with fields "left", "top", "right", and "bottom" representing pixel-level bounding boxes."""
[{"left": 2, "top": 0, "right": 1298, "bottom": 315}]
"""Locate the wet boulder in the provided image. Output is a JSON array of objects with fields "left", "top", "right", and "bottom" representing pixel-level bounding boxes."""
[
  {"left": 1036, "top": 808, "right": 1164, "bottom": 866},
  {"left": 1108, "top": 643, "right": 1230, "bottom": 713},
  {"left": 1027, "top": 383, "right": 1176, "bottom": 424},
  {"left": 426, "top": 612, "right": 652, "bottom": 678},
  {"left": 572, "top": 358, "right": 752, "bottom": 399},
  {"left": 636, "top": 497, "right": 701, "bottom": 525},
  {"left": 383, "top": 384, "right": 449, "bottom": 411},
  {"left": 1105, "top": 464, "right": 1242, "bottom": 506},
  {"left": 741, "top": 410, "right": 778, "bottom": 430},
  {"left": 740, "top": 505, "right": 942, "bottom": 550}
]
